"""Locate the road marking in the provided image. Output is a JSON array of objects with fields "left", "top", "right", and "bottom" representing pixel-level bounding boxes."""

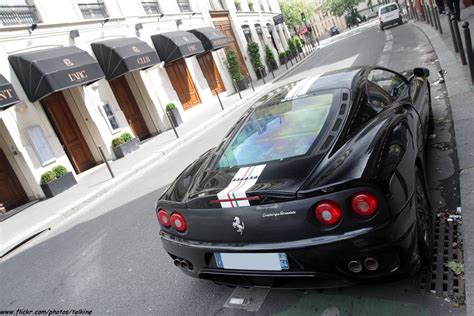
[
  {"left": 379, "top": 30, "right": 392, "bottom": 67},
  {"left": 223, "top": 287, "right": 270, "bottom": 312}
]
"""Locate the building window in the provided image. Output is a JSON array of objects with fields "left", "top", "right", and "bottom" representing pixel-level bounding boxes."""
[
  {"left": 177, "top": 0, "right": 191, "bottom": 12},
  {"left": 266, "top": 0, "right": 271, "bottom": 12},
  {"left": 209, "top": 0, "right": 224, "bottom": 10},
  {"left": 100, "top": 103, "right": 120, "bottom": 133},
  {"left": 248, "top": 1, "right": 254, "bottom": 11},
  {"left": 258, "top": 0, "right": 264, "bottom": 12},
  {"left": 242, "top": 25, "right": 252, "bottom": 43},
  {"left": 255, "top": 23, "right": 265, "bottom": 48},
  {"left": 78, "top": 2, "right": 108, "bottom": 19},
  {"left": 142, "top": 1, "right": 161, "bottom": 15},
  {"left": 234, "top": 0, "right": 241, "bottom": 12},
  {"left": 0, "top": 0, "right": 40, "bottom": 26}
]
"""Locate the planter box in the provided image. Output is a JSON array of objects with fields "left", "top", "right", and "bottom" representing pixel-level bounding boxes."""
[
  {"left": 113, "top": 138, "right": 140, "bottom": 159},
  {"left": 235, "top": 78, "right": 248, "bottom": 91},
  {"left": 297, "top": 47, "right": 303, "bottom": 53},
  {"left": 256, "top": 68, "right": 267, "bottom": 79},
  {"left": 270, "top": 61, "right": 278, "bottom": 71},
  {"left": 41, "top": 172, "right": 77, "bottom": 198},
  {"left": 279, "top": 56, "right": 287, "bottom": 65},
  {"left": 168, "top": 108, "right": 183, "bottom": 128}
]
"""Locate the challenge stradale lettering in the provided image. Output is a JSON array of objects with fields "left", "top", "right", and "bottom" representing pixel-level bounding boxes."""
[
  {"left": 137, "top": 55, "right": 151, "bottom": 65},
  {"left": 0, "top": 88, "right": 13, "bottom": 101},
  {"left": 68, "top": 70, "right": 88, "bottom": 82}
]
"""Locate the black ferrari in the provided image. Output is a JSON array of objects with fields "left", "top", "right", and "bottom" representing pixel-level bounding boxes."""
[{"left": 155, "top": 66, "right": 434, "bottom": 288}]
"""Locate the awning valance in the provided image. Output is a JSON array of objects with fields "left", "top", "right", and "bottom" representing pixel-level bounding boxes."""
[
  {"left": 91, "top": 38, "right": 160, "bottom": 80},
  {"left": 8, "top": 46, "right": 104, "bottom": 102},
  {"left": 188, "top": 27, "right": 229, "bottom": 51},
  {"left": 0, "top": 74, "right": 20, "bottom": 110},
  {"left": 151, "top": 31, "right": 204, "bottom": 63}
]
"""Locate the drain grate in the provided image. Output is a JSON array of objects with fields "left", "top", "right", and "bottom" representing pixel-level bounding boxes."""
[{"left": 417, "top": 214, "right": 464, "bottom": 298}]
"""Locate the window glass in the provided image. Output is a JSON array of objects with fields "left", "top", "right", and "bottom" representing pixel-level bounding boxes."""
[
  {"left": 142, "top": 1, "right": 161, "bottom": 14},
  {"left": 367, "top": 69, "right": 407, "bottom": 101},
  {"left": 217, "top": 92, "right": 337, "bottom": 168},
  {"left": 380, "top": 4, "right": 398, "bottom": 14},
  {"left": 177, "top": 0, "right": 191, "bottom": 12}
]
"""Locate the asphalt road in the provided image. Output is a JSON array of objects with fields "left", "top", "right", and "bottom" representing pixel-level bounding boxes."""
[{"left": 0, "top": 22, "right": 465, "bottom": 315}]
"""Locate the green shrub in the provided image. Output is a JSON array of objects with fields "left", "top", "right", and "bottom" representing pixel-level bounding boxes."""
[
  {"left": 247, "top": 42, "right": 264, "bottom": 72},
  {"left": 120, "top": 132, "right": 132, "bottom": 143},
  {"left": 294, "top": 36, "right": 302, "bottom": 48},
  {"left": 279, "top": 51, "right": 286, "bottom": 58},
  {"left": 112, "top": 136, "right": 124, "bottom": 147},
  {"left": 52, "top": 165, "right": 68, "bottom": 178},
  {"left": 40, "top": 171, "right": 57, "bottom": 185},
  {"left": 287, "top": 38, "right": 296, "bottom": 53},
  {"left": 166, "top": 103, "right": 176, "bottom": 112},
  {"left": 226, "top": 50, "right": 244, "bottom": 81},
  {"left": 264, "top": 45, "right": 276, "bottom": 66}
]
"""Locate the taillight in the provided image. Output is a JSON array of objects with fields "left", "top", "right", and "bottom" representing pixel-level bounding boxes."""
[
  {"left": 157, "top": 209, "right": 171, "bottom": 227},
  {"left": 170, "top": 212, "right": 187, "bottom": 232},
  {"left": 315, "top": 201, "right": 342, "bottom": 225},
  {"left": 351, "top": 192, "right": 379, "bottom": 216}
]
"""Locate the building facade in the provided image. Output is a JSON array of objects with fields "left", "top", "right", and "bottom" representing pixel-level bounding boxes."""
[
  {"left": 0, "top": 0, "right": 289, "bottom": 213},
  {"left": 313, "top": 0, "right": 347, "bottom": 38}
]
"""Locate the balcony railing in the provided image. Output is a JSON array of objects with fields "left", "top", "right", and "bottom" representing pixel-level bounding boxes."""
[
  {"left": 78, "top": 3, "right": 108, "bottom": 20},
  {"left": 142, "top": 1, "right": 162, "bottom": 15},
  {"left": 0, "top": 5, "right": 40, "bottom": 26}
]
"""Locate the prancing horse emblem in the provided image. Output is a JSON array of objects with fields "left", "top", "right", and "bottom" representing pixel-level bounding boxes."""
[{"left": 232, "top": 217, "right": 245, "bottom": 235}]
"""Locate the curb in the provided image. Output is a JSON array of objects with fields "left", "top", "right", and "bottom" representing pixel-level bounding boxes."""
[
  {"left": 412, "top": 21, "right": 474, "bottom": 315},
  {"left": 0, "top": 48, "right": 320, "bottom": 257}
]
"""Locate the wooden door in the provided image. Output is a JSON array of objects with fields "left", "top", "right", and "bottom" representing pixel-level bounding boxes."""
[
  {"left": 165, "top": 59, "right": 201, "bottom": 110},
  {"left": 0, "top": 149, "right": 27, "bottom": 213},
  {"left": 110, "top": 76, "right": 151, "bottom": 141},
  {"left": 42, "top": 92, "right": 96, "bottom": 174},
  {"left": 197, "top": 52, "right": 225, "bottom": 95},
  {"left": 211, "top": 12, "right": 249, "bottom": 76}
]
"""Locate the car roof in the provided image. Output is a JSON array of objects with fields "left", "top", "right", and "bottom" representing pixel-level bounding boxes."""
[{"left": 379, "top": 3, "right": 399, "bottom": 10}]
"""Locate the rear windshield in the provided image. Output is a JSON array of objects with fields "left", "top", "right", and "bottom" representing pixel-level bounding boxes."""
[
  {"left": 216, "top": 92, "right": 338, "bottom": 168},
  {"left": 380, "top": 4, "right": 398, "bottom": 14}
]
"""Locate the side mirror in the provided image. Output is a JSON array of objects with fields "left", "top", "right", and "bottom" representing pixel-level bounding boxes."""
[{"left": 414, "top": 67, "right": 430, "bottom": 77}]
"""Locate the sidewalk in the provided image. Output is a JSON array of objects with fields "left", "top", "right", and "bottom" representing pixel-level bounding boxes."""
[
  {"left": 0, "top": 45, "right": 320, "bottom": 257},
  {"left": 412, "top": 6, "right": 474, "bottom": 315}
]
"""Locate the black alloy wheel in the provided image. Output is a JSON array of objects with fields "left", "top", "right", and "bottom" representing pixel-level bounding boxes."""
[{"left": 415, "top": 169, "right": 433, "bottom": 262}]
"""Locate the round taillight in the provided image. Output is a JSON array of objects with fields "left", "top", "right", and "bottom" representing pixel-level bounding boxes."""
[
  {"left": 157, "top": 209, "right": 171, "bottom": 227},
  {"left": 351, "top": 192, "right": 379, "bottom": 216},
  {"left": 170, "top": 212, "right": 187, "bottom": 232},
  {"left": 315, "top": 201, "right": 342, "bottom": 225}
]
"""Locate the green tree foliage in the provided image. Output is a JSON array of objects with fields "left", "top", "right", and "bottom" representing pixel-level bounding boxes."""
[
  {"left": 279, "top": 0, "right": 315, "bottom": 30},
  {"left": 247, "top": 42, "right": 264, "bottom": 72},
  {"left": 264, "top": 45, "right": 276, "bottom": 66},
  {"left": 226, "top": 50, "right": 244, "bottom": 81},
  {"left": 322, "top": 0, "right": 362, "bottom": 17}
]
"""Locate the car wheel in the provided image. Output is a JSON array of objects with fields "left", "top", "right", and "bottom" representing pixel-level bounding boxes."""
[
  {"left": 398, "top": 19, "right": 403, "bottom": 25},
  {"left": 415, "top": 169, "right": 433, "bottom": 263},
  {"left": 428, "top": 103, "right": 435, "bottom": 136}
]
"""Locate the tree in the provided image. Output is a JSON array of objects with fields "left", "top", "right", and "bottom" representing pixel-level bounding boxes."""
[
  {"left": 279, "top": 0, "right": 316, "bottom": 30},
  {"left": 226, "top": 50, "right": 244, "bottom": 81},
  {"left": 322, "top": 0, "right": 363, "bottom": 17}
]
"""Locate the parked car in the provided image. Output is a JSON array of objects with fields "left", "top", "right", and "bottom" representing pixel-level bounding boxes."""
[
  {"left": 155, "top": 66, "right": 434, "bottom": 289},
  {"left": 329, "top": 26, "right": 340, "bottom": 36},
  {"left": 379, "top": 2, "right": 403, "bottom": 30}
]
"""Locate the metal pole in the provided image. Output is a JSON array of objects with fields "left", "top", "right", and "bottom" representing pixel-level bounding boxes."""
[
  {"left": 462, "top": 22, "right": 474, "bottom": 84},
  {"left": 448, "top": 13, "right": 459, "bottom": 53},
  {"left": 232, "top": 79, "right": 242, "bottom": 99},
  {"left": 452, "top": 15, "right": 467, "bottom": 65},
  {"left": 434, "top": 6, "right": 443, "bottom": 34},
  {"left": 98, "top": 146, "right": 114, "bottom": 178},
  {"left": 260, "top": 68, "right": 266, "bottom": 84},
  {"left": 215, "top": 89, "right": 224, "bottom": 110},
  {"left": 270, "top": 66, "right": 275, "bottom": 79},
  {"left": 427, "top": 5, "right": 434, "bottom": 27},
  {"left": 431, "top": 6, "right": 438, "bottom": 30},
  {"left": 247, "top": 73, "right": 255, "bottom": 91},
  {"left": 284, "top": 58, "right": 288, "bottom": 70},
  {"left": 289, "top": 54, "right": 294, "bottom": 66},
  {"left": 166, "top": 111, "right": 179, "bottom": 139}
]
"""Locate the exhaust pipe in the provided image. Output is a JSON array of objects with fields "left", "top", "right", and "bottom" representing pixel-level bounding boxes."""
[
  {"left": 173, "top": 259, "right": 181, "bottom": 267},
  {"left": 364, "top": 257, "right": 379, "bottom": 271},
  {"left": 348, "top": 260, "right": 363, "bottom": 273},
  {"left": 180, "top": 260, "right": 190, "bottom": 270}
]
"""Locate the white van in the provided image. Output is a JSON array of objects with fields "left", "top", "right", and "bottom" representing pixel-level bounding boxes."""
[{"left": 378, "top": 3, "right": 402, "bottom": 30}]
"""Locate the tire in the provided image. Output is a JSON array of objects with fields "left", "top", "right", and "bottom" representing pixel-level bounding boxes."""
[
  {"left": 415, "top": 168, "right": 433, "bottom": 263},
  {"left": 428, "top": 103, "right": 435, "bottom": 136}
]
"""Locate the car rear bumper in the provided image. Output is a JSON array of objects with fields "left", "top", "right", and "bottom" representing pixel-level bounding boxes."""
[
  {"left": 381, "top": 16, "right": 402, "bottom": 28},
  {"left": 159, "top": 196, "right": 419, "bottom": 289}
]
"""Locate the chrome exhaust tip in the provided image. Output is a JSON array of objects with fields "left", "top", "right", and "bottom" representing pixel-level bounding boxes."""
[
  {"left": 173, "top": 259, "right": 181, "bottom": 267},
  {"left": 180, "top": 260, "right": 190, "bottom": 270},
  {"left": 348, "top": 260, "right": 363, "bottom": 273},
  {"left": 364, "top": 257, "right": 379, "bottom": 271}
]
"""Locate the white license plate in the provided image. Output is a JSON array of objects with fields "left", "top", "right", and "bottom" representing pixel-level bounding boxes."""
[{"left": 214, "top": 252, "right": 289, "bottom": 271}]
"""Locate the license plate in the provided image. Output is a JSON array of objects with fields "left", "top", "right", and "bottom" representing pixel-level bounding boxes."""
[{"left": 214, "top": 252, "right": 289, "bottom": 271}]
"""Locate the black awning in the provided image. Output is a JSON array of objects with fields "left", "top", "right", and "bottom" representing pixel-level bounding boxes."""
[
  {"left": 91, "top": 37, "right": 160, "bottom": 80},
  {"left": 0, "top": 74, "right": 20, "bottom": 110},
  {"left": 8, "top": 46, "right": 104, "bottom": 102},
  {"left": 151, "top": 31, "right": 204, "bottom": 63},
  {"left": 188, "top": 27, "right": 229, "bottom": 51}
]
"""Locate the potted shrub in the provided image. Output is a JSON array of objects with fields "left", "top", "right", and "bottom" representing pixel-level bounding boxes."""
[
  {"left": 112, "top": 132, "right": 140, "bottom": 159},
  {"left": 247, "top": 42, "right": 266, "bottom": 79},
  {"left": 226, "top": 50, "right": 248, "bottom": 91},
  {"left": 166, "top": 102, "right": 183, "bottom": 128},
  {"left": 40, "top": 165, "right": 77, "bottom": 198},
  {"left": 294, "top": 36, "right": 303, "bottom": 53},
  {"left": 278, "top": 51, "right": 287, "bottom": 65},
  {"left": 265, "top": 45, "right": 278, "bottom": 70},
  {"left": 287, "top": 38, "right": 296, "bottom": 58}
]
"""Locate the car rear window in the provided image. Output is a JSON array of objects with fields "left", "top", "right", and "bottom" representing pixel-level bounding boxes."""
[
  {"left": 216, "top": 92, "right": 338, "bottom": 168},
  {"left": 380, "top": 4, "right": 398, "bottom": 14}
]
